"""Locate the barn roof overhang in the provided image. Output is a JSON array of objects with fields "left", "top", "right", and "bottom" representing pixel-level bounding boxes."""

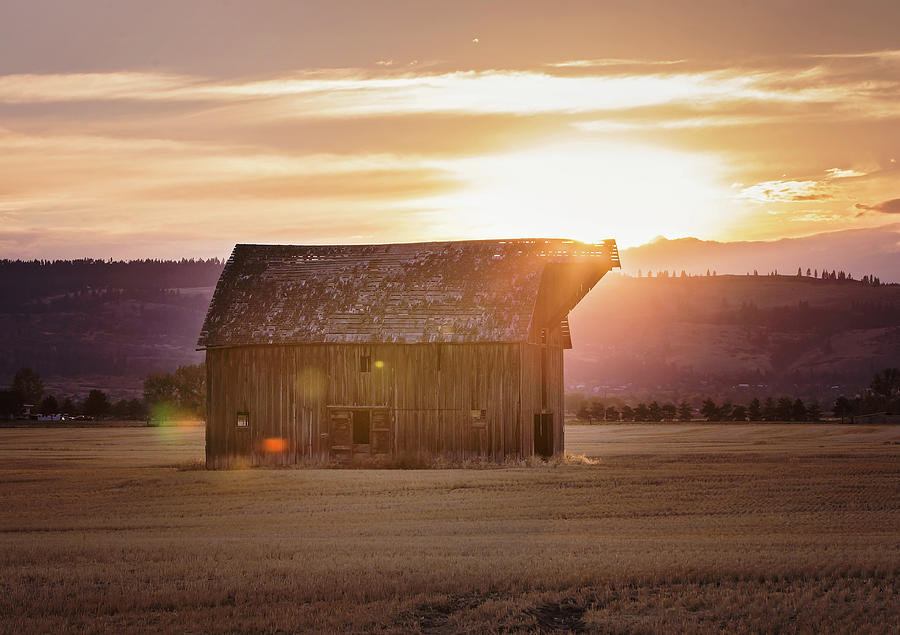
[{"left": 197, "top": 238, "right": 620, "bottom": 349}]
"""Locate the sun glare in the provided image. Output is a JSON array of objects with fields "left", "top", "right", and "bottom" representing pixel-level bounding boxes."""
[{"left": 417, "top": 141, "right": 728, "bottom": 246}]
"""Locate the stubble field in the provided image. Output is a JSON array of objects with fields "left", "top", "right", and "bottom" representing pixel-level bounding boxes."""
[{"left": 1, "top": 423, "right": 898, "bottom": 633}]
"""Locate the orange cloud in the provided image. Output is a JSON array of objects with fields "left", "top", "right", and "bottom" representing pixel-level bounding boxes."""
[{"left": 2, "top": 49, "right": 900, "bottom": 258}]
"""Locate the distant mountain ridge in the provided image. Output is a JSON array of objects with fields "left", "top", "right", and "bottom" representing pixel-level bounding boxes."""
[
  {"left": 620, "top": 224, "right": 900, "bottom": 282},
  {"left": 1, "top": 232, "right": 898, "bottom": 401},
  {"left": 567, "top": 273, "right": 900, "bottom": 403}
]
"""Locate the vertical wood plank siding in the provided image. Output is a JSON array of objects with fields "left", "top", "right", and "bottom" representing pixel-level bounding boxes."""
[{"left": 206, "top": 341, "right": 567, "bottom": 468}]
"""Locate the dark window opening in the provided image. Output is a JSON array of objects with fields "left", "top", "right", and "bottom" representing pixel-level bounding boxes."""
[
  {"left": 352, "top": 410, "right": 371, "bottom": 444},
  {"left": 360, "top": 355, "right": 371, "bottom": 373},
  {"left": 236, "top": 411, "right": 250, "bottom": 428}
]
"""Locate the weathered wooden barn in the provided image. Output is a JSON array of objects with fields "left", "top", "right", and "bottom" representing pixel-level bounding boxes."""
[{"left": 198, "top": 239, "right": 620, "bottom": 468}]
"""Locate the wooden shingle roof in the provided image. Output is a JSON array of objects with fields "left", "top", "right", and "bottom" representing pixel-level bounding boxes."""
[{"left": 198, "top": 239, "right": 619, "bottom": 347}]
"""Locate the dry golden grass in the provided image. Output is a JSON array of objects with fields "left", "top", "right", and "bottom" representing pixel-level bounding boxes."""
[{"left": 1, "top": 423, "right": 898, "bottom": 633}]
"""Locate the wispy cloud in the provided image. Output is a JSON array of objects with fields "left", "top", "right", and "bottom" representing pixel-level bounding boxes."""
[
  {"left": 855, "top": 198, "right": 900, "bottom": 215},
  {"left": 789, "top": 212, "right": 844, "bottom": 223},
  {"left": 804, "top": 49, "right": 900, "bottom": 61},
  {"left": 736, "top": 168, "right": 874, "bottom": 203},
  {"left": 2, "top": 57, "right": 899, "bottom": 124},
  {"left": 546, "top": 58, "right": 686, "bottom": 68},
  {"left": 2, "top": 48, "right": 900, "bottom": 257},
  {"left": 737, "top": 179, "right": 837, "bottom": 203},
  {"left": 0, "top": 72, "right": 198, "bottom": 103},
  {"left": 825, "top": 168, "right": 866, "bottom": 178}
]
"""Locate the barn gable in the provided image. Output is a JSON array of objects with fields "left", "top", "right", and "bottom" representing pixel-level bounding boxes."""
[{"left": 198, "top": 239, "right": 619, "bottom": 348}]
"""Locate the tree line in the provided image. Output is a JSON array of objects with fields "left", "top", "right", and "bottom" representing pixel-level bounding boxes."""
[
  {"left": 573, "top": 368, "right": 898, "bottom": 423},
  {"left": 629, "top": 268, "right": 888, "bottom": 285},
  {"left": 0, "top": 364, "right": 206, "bottom": 422},
  {"left": 575, "top": 397, "right": 824, "bottom": 422},
  {"left": 0, "top": 257, "right": 224, "bottom": 310}
]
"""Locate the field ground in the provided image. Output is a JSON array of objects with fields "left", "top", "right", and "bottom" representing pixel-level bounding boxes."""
[{"left": 1, "top": 424, "right": 898, "bottom": 633}]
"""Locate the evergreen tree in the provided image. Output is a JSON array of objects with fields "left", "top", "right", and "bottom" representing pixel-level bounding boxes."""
[
  {"left": 605, "top": 405, "right": 619, "bottom": 422},
  {"left": 677, "top": 401, "right": 693, "bottom": 422},
  {"left": 648, "top": 401, "right": 662, "bottom": 422},
  {"left": 700, "top": 398, "right": 718, "bottom": 421},
  {"left": 718, "top": 401, "right": 733, "bottom": 421},
  {"left": 732, "top": 404, "right": 747, "bottom": 422},
  {"left": 775, "top": 397, "right": 793, "bottom": 421},
  {"left": 747, "top": 397, "right": 762, "bottom": 421},
  {"left": 806, "top": 401, "right": 822, "bottom": 422},
  {"left": 82, "top": 389, "right": 110, "bottom": 419},
  {"left": 762, "top": 397, "right": 777, "bottom": 421},
  {"left": 620, "top": 405, "right": 634, "bottom": 421},
  {"left": 791, "top": 398, "right": 807, "bottom": 422},
  {"left": 634, "top": 403, "right": 650, "bottom": 421},
  {"left": 661, "top": 403, "right": 676, "bottom": 421}
]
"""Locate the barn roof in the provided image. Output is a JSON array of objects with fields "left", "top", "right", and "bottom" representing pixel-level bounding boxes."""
[{"left": 198, "top": 239, "right": 619, "bottom": 347}]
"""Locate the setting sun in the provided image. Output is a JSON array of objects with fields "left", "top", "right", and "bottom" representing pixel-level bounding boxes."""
[{"left": 417, "top": 141, "right": 727, "bottom": 246}]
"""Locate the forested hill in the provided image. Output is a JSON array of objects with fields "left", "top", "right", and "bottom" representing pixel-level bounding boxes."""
[
  {"left": 1, "top": 259, "right": 898, "bottom": 402},
  {"left": 0, "top": 259, "right": 225, "bottom": 399},
  {"left": 567, "top": 273, "right": 900, "bottom": 403},
  {"left": 0, "top": 259, "right": 224, "bottom": 309}
]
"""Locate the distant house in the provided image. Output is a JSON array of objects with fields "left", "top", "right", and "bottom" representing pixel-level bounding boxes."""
[{"left": 198, "top": 239, "right": 620, "bottom": 468}]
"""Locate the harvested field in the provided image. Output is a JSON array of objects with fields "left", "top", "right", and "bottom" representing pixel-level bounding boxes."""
[{"left": 1, "top": 423, "right": 898, "bottom": 633}]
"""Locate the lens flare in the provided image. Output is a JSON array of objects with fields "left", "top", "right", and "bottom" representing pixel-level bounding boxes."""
[{"left": 263, "top": 437, "right": 286, "bottom": 453}]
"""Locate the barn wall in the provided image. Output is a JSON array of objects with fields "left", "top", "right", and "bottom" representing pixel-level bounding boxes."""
[
  {"left": 206, "top": 342, "right": 543, "bottom": 468},
  {"left": 519, "top": 324, "right": 567, "bottom": 456}
]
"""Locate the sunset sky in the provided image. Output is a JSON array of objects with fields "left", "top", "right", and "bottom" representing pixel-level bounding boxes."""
[{"left": 1, "top": 0, "right": 899, "bottom": 259}]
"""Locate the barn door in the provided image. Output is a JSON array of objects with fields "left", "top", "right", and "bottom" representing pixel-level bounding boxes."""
[
  {"left": 534, "top": 412, "right": 553, "bottom": 458},
  {"left": 371, "top": 408, "right": 392, "bottom": 455},
  {"left": 328, "top": 407, "right": 392, "bottom": 459},
  {"left": 328, "top": 408, "right": 353, "bottom": 461}
]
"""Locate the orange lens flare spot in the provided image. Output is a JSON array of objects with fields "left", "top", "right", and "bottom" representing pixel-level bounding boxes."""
[
  {"left": 374, "top": 360, "right": 384, "bottom": 369},
  {"left": 263, "top": 437, "right": 286, "bottom": 453}
]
